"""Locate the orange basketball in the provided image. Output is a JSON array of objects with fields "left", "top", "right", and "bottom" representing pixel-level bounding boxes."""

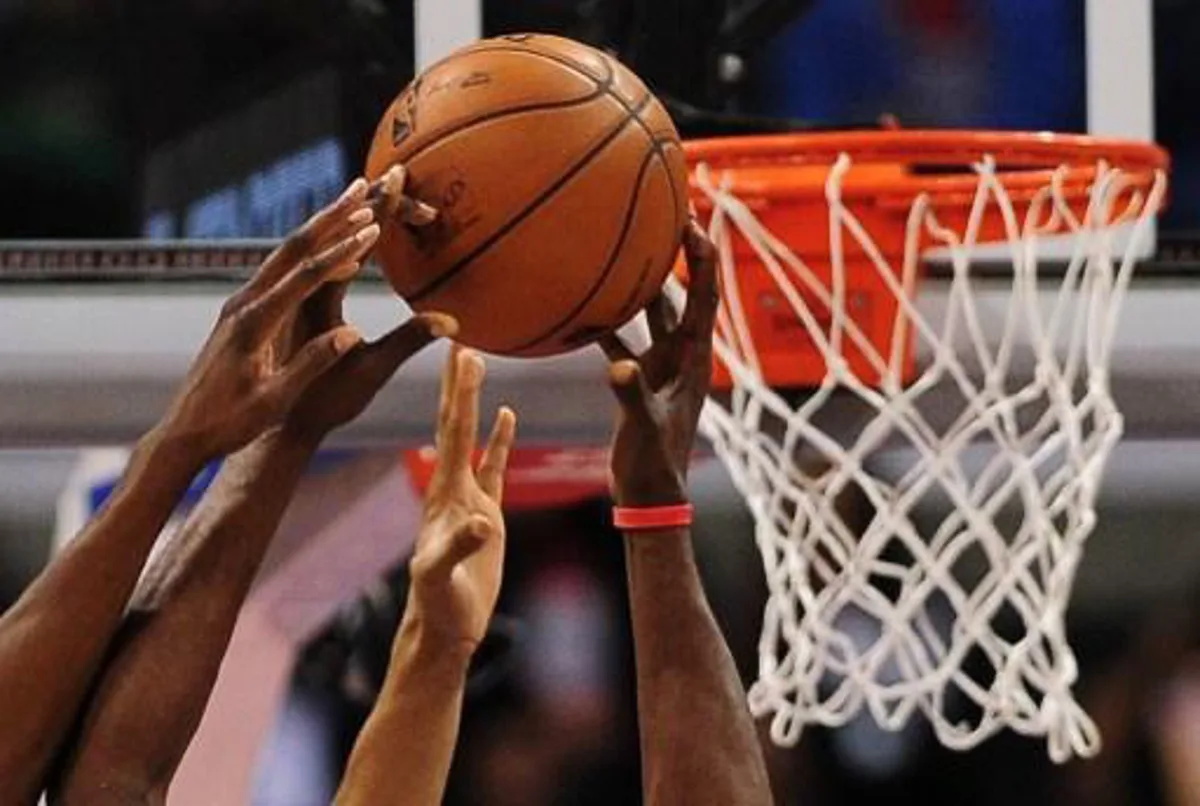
[{"left": 365, "top": 33, "right": 689, "bottom": 357}]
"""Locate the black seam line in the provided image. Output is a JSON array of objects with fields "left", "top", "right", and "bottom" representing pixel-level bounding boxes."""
[
  {"left": 415, "top": 38, "right": 674, "bottom": 153},
  {"left": 398, "top": 90, "right": 609, "bottom": 164},
  {"left": 396, "top": 72, "right": 614, "bottom": 165},
  {"left": 501, "top": 148, "right": 662, "bottom": 354},
  {"left": 661, "top": 139, "right": 685, "bottom": 236},
  {"left": 408, "top": 93, "right": 653, "bottom": 304},
  {"left": 594, "top": 52, "right": 680, "bottom": 162},
  {"left": 457, "top": 42, "right": 616, "bottom": 87},
  {"left": 529, "top": 48, "right": 663, "bottom": 150},
  {"left": 407, "top": 38, "right": 611, "bottom": 90},
  {"left": 607, "top": 140, "right": 686, "bottom": 328},
  {"left": 476, "top": 44, "right": 670, "bottom": 152}
]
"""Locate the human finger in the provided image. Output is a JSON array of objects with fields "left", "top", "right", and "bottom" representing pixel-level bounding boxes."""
[{"left": 477, "top": 406, "right": 517, "bottom": 501}]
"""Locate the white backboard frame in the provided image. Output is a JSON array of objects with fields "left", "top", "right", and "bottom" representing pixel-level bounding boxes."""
[
  {"left": 414, "top": 0, "right": 482, "bottom": 70},
  {"left": 1087, "top": 0, "right": 1157, "bottom": 256}
]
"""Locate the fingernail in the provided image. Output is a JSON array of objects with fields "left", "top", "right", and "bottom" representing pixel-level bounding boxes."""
[
  {"left": 349, "top": 207, "right": 374, "bottom": 226},
  {"left": 427, "top": 313, "right": 459, "bottom": 339},
  {"left": 334, "top": 327, "right": 363, "bottom": 352},
  {"left": 382, "top": 165, "right": 407, "bottom": 196},
  {"left": 355, "top": 223, "right": 381, "bottom": 244},
  {"left": 339, "top": 177, "right": 368, "bottom": 204},
  {"left": 402, "top": 199, "right": 438, "bottom": 227},
  {"left": 611, "top": 361, "right": 639, "bottom": 384},
  {"left": 458, "top": 349, "right": 484, "bottom": 379}
]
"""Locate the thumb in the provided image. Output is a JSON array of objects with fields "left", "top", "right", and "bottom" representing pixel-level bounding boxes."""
[
  {"left": 414, "top": 514, "right": 493, "bottom": 584},
  {"left": 271, "top": 325, "right": 362, "bottom": 403},
  {"left": 608, "top": 361, "right": 657, "bottom": 431},
  {"left": 360, "top": 312, "right": 457, "bottom": 387}
]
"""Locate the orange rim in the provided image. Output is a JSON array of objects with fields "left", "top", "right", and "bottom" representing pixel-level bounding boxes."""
[
  {"left": 684, "top": 129, "right": 1169, "bottom": 208},
  {"left": 682, "top": 130, "right": 1169, "bottom": 391}
]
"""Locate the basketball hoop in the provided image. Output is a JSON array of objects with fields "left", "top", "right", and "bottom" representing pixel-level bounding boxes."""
[{"left": 681, "top": 130, "right": 1168, "bottom": 761}]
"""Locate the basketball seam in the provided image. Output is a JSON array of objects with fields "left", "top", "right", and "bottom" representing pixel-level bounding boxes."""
[
  {"left": 413, "top": 40, "right": 678, "bottom": 154},
  {"left": 407, "top": 94, "right": 652, "bottom": 303},
  {"left": 407, "top": 37, "right": 612, "bottom": 92},
  {"left": 394, "top": 72, "right": 615, "bottom": 165},
  {"left": 468, "top": 44, "right": 672, "bottom": 151},
  {"left": 462, "top": 48, "right": 684, "bottom": 252},
  {"left": 661, "top": 139, "right": 685, "bottom": 236},
  {"left": 602, "top": 138, "right": 686, "bottom": 330},
  {"left": 456, "top": 42, "right": 616, "bottom": 87},
  {"left": 500, "top": 147, "right": 662, "bottom": 354}
]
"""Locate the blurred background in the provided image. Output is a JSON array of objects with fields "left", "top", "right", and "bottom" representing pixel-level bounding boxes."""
[{"left": 2, "top": 1, "right": 1200, "bottom": 804}]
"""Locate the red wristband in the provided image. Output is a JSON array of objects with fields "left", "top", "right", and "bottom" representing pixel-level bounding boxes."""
[{"left": 612, "top": 503, "right": 694, "bottom": 531}]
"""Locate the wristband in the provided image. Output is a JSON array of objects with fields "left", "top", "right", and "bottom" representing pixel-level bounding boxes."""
[{"left": 612, "top": 503, "right": 694, "bottom": 531}]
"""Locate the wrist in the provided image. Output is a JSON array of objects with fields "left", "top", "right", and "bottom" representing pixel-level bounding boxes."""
[
  {"left": 258, "top": 425, "right": 323, "bottom": 463},
  {"left": 613, "top": 502, "right": 695, "bottom": 532},
  {"left": 611, "top": 481, "right": 688, "bottom": 508},
  {"left": 394, "top": 610, "right": 476, "bottom": 675},
  {"left": 131, "top": 425, "right": 207, "bottom": 493},
  {"left": 276, "top": 420, "right": 329, "bottom": 455}
]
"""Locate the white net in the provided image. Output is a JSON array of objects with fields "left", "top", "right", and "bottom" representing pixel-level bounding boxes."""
[{"left": 689, "top": 151, "right": 1167, "bottom": 762}]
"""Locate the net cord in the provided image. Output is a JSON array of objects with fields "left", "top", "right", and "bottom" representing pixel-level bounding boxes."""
[{"left": 683, "top": 152, "right": 1167, "bottom": 762}]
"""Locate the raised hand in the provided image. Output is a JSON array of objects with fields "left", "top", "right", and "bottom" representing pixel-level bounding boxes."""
[
  {"left": 600, "top": 220, "right": 719, "bottom": 506},
  {"left": 334, "top": 346, "right": 515, "bottom": 806},
  {"left": 407, "top": 345, "right": 517, "bottom": 654},
  {"left": 282, "top": 167, "right": 455, "bottom": 446},
  {"left": 600, "top": 223, "right": 774, "bottom": 806},
  {"left": 156, "top": 178, "right": 380, "bottom": 462}
]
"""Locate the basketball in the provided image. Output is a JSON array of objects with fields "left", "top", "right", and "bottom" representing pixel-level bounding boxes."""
[{"left": 365, "top": 33, "right": 689, "bottom": 357}]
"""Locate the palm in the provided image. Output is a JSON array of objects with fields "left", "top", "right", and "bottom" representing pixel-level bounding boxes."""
[
  {"left": 279, "top": 283, "right": 451, "bottom": 441},
  {"left": 281, "top": 165, "right": 452, "bottom": 443},
  {"left": 603, "top": 223, "right": 719, "bottom": 507},
  {"left": 417, "top": 489, "right": 505, "bottom": 644},
  {"left": 408, "top": 347, "right": 516, "bottom": 651}
]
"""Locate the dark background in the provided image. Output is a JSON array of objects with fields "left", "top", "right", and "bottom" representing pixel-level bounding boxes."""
[
  {"left": 2, "top": 2, "right": 1199, "bottom": 805},
  {"left": 7, "top": 0, "right": 1198, "bottom": 241}
]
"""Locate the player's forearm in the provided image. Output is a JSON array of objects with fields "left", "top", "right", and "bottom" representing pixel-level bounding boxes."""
[
  {"left": 49, "top": 431, "right": 316, "bottom": 804},
  {"left": 335, "top": 614, "right": 472, "bottom": 806},
  {"left": 0, "top": 429, "right": 200, "bottom": 802},
  {"left": 624, "top": 528, "right": 773, "bottom": 806}
]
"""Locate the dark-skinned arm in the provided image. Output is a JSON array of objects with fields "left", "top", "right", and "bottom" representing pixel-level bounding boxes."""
[
  {"left": 0, "top": 178, "right": 381, "bottom": 806},
  {"left": 47, "top": 169, "right": 452, "bottom": 806},
  {"left": 335, "top": 346, "right": 516, "bottom": 806},
  {"left": 601, "top": 223, "right": 774, "bottom": 806}
]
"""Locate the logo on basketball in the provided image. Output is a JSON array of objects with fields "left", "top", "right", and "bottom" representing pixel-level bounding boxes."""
[
  {"left": 459, "top": 71, "right": 492, "bottom": 89},
  {"left": 411, "top": 167, "right": 482, "bottom": 255}
]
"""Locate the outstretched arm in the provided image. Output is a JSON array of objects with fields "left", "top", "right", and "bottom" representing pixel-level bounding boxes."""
[
  {"left": 0, "top": 179, "right": 378, "bottom": 805},
  {"left": 47, "top": 433, "right": 315, "bottom": 806},
  {"left": 336, "top": 346, "right": 516, "bottom": 806},
  {"left": 48, "top": 169, "right": 450, "bottom": 805},
  {"left": 602, "top": 223, "right": 773, "bottom": 806}
]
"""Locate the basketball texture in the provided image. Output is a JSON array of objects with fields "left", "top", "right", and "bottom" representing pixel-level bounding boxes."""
[{"left": 365, "top": 34, "right": 689, "bottom": 357}]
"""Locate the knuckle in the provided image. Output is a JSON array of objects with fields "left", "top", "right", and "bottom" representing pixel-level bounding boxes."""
[
  {"left": 313, "top": 339, "right": 342, "bottom": 367},
  {"left": 249, "top": 391, "right": 284, "bottom": 424},
  {"left": 300, "top": 255, "right": 331, "bottom": 281},
  {"left": 227, "top": 309, "right": 263, "bottom": 351},
  {"left": 219, "top": 288, "right": 251, "bottom": 319},
  {"left": 409, "top": 553, "right": 434, "bottom": 583},
  {"left": 285, "top": 226, "right": 315, "bottom": 257}
]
